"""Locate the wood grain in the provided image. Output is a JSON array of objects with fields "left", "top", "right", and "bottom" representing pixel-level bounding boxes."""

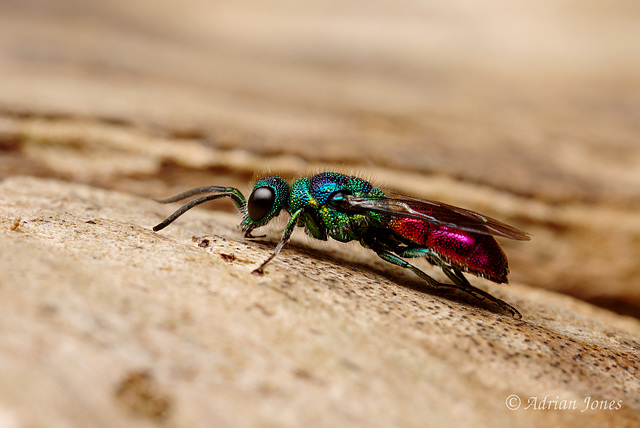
[{"left": 1, "top": 0, "right": 639, "bottom": 426}]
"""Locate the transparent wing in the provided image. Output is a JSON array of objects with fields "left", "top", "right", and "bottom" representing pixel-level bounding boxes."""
[{"left": 339, "top": 194, "right": 530, "bottom": 241}]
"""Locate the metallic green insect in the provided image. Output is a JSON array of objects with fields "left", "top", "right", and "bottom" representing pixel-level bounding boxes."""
[{"left": 153, "top": 172, "right": 530, "bottom": 318}]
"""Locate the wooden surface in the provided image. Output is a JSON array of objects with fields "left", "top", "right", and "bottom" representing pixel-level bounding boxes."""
[{"left": 1, "top": 0, "right": 640, "bottom": 427}]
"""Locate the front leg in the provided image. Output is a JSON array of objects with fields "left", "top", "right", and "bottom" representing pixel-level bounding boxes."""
[{"left": 252, "top": 209, "right": 303, "bottom": 274}]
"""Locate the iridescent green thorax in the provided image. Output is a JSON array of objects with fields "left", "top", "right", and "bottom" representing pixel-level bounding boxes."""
[{"left": 289, "top": 172, "right": 386, "bottom": 242}]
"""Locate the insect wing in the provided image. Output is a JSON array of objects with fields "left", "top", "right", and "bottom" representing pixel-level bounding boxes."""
[{"left": 341, "top": 194, "right": 530, "bottom": 241}]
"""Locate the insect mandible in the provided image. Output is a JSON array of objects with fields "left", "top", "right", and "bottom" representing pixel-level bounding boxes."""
[{"left": 153, "top": 172, "right": 530, "bottom": 318}]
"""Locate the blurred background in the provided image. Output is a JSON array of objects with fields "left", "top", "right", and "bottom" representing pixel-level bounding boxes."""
[{"left": 1, "top": 0, "right": 639, "bottom": 315}]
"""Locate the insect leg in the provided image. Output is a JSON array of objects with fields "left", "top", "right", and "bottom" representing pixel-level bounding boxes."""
[
  {"left": 388, "top": 247, "right": 439, "bottom": 266},
  {"left": 252, "top": 209, "right": 303, "bottom": 274},
  {"left": 400, "top": 248, "right": 521, "bottom": 318},
  {"left": 371, "top": 248, "right": 454, "bottom": 290},
  {"left": 439, "top": 264, "right": 522, "bottom": 319},
  {"left": 369, "top": 245, "right": 521, "bottom": 318}
]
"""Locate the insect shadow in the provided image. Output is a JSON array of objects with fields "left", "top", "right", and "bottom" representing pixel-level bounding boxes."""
[{"left": 269, "top": 240, "right": 518, "bottom": 318}]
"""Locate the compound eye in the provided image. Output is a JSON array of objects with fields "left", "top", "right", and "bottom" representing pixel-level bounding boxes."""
[{"left": 248, "top": 186, "right": 275, "bottom": 221}]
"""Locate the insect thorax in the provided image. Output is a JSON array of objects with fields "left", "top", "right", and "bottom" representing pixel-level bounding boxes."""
[{"left": 289, "top": 173, "right": 386, "bottom": 243}]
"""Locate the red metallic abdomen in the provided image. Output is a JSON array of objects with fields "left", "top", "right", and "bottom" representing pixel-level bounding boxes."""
[{"left": 388, "top": 217, "right": 509, "bottom": 283}]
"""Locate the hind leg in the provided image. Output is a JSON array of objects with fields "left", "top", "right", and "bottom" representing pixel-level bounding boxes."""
[{"left": 369, "top": 245, "right": 521, "bottom": 318}]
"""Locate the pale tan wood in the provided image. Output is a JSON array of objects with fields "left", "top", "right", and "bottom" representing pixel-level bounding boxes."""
[
  {"left": 1, "top": 0, "right": 640, "bottom": 426},
  {"left": 1, "top": 176, "right": 639, "bottom": 427}
]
